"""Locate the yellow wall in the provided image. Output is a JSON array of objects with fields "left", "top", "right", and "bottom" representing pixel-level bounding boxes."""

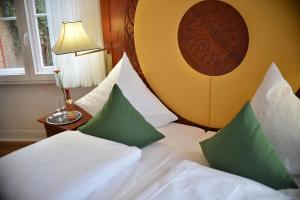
[{"left": 135, "top": 0, "right": 300, "bottom": 128}]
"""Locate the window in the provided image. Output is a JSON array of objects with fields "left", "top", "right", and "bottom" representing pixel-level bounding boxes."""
[
  {"left": 0, "top": 0, "right": 55, "bottom": 82},
  {"left": 0, "top": 0, "right": 104, "bottom": 84},
  {"left": 0, "top": 0, "right": 25, "bottom": 76},
  {"left": 26, "top": 0, "right": 55, "bottom": 74}
]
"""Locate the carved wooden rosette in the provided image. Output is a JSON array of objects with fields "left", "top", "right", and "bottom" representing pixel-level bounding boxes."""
[{"left": 178, "top": 0, "right": 249, "bottom": 76}]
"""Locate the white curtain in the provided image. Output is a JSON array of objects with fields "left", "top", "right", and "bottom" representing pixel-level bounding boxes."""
[{"left": 46, "top": 0, "right": 106, "bottom": 88}]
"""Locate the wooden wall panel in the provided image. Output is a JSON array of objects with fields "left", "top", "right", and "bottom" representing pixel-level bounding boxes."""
[
  {"left": 100, "top": 0, "right": 146, "bottom": 82},
  {"left": 100, "top": 0, "right": 128, "bottom": 65}
]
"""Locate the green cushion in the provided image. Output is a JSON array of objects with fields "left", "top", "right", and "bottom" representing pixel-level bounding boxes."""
[
  {"left": 79, "top": 84, "right": 165, "bottom": 148},
  {"left": 200, "top": 102, "right": 298, "bottom": 189}
]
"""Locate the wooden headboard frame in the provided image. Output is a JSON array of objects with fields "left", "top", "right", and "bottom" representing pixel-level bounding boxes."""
[
  {"left": 296, "top": 88, "right": 300, "bottom": 98},
  {"left": 99, "top": 0, "right": 219, "bottom": 131},
  {"left": 100, "top": 0, "right": 145, "bottom": 81},
  {"left": 100, "top": 0, "right": 300, "bottom": 131}
]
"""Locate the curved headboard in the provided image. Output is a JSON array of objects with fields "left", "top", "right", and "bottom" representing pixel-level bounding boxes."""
[{"left": 100, "top": 0, "right": 300, "bottom": 130}]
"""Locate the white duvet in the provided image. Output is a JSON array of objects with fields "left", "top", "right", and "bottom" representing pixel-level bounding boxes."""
[
  {"left": 0, "top": 131, "right": 141, "bottom": 200},
  {"left": 135, "top": 160, "right": 297, "bottom": 200}
]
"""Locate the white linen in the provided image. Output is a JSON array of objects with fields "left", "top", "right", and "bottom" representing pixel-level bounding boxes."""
[
  {"left": 75, "top": 60, "right": 120, "bottom": 115},
  {"left": 135, "top": 160, "right": 295, "bottom": 200},
  {"left": 88, "top": 123, "right": 209, "bottom": 200},
  {"left": 0, "top": 131, "right": 141, "bottom": 200},
  {"left": 251, "top": 62, "right": 300, "bottom": 175},
  {"left": 76, "top": 53, "right": 178, "bottom": 127},
  {"left": 116, "top": 53, "right": 178, "bottom": 127}
]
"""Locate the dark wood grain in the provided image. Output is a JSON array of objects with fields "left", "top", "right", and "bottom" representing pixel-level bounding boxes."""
[
  {"left": 0, "top": 141, "right": 35, "bottom": 157},
  {"left": 100, "top": 0, "right": 111, "bottom": 53},
  {"left": 296, "top": 88, "right": 300, "bottom": 98},
  {"left": 124, "top": 0, "right": 146, "bottom": 81},
  {"left": 100, "top": 0, "right": 128, "bottom": 65},
  {"left": 178, "top": 0, "right": 249, "bottom": 76},
  {"left": 101, "top": 0, "right": 149, "bottom": 84},
  {"left": 37, "top": 105, "right": 92, "bottom": 137}
]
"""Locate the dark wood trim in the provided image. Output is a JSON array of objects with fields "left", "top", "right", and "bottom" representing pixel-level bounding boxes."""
[
  {"left": 296, "top": 88, "right": 300, "bottom": 98},
  {"left": 176, "top": 118, "right": 219, "bottom": 132},
  {"left": 100, "top": 0, "right": 128, "bottom": 65},
  {"left": 100, "top": 0, "right": 112, "bottom": 54},
  {"left": 0, "top": 141, "right": 35, "bottom": 157}
]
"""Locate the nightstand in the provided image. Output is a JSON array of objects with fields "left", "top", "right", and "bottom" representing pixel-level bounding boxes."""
[{"left": 37, "top": 105, "right": 92, "bottom": 137}]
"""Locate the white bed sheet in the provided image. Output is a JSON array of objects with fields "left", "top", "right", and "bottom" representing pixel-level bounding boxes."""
[
  {"left": 88, "top": 123, "right": 213, "bottom": 200},
  {"left": 204, "top": 131, "right": 300, "bottom": 197},
  {"left": 135, "top": 160, "right": 293, "bottom": 200}
]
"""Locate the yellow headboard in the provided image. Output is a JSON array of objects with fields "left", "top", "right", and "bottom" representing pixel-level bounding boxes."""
[{"left": 134, "top": 0, "right": 300, "bottom": 128}]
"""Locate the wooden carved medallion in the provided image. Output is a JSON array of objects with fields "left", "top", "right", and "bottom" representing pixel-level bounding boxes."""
[{"left": 178, "top": 0, "right": 249, "bottom": 76}]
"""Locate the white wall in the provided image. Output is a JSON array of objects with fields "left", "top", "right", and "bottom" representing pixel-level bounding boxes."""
[{"left": 0, "top": 84, "right": 93, "bottom": 141}]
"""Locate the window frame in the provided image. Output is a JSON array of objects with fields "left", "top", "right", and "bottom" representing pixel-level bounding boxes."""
[
  {"left": 0, "top": 0, "right": 55, "bottom": 84},
  {"left": 25, "top": 0, "right": 56, "bottom": 74}
]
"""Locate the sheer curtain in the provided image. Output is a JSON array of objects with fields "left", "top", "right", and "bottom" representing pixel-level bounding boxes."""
[{"left": 46, "top": 0, "right": 106, "bottom": 88}]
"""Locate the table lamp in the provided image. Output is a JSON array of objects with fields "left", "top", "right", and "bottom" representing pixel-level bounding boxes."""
[
  {"left": 52, "top": 21, "right": 104, "bottom": 120},
  {"left": 52, "top": 21, "right": 104, "bottom": 56}
]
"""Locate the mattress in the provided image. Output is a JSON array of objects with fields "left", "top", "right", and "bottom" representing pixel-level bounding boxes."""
[{"left": 88, "top": 122, "right": 213, "bottom": 200}]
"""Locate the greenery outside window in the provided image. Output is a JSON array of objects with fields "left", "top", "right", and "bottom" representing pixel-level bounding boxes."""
[{"left": 0, "top": 0, "right": 25, "bottom": 76}]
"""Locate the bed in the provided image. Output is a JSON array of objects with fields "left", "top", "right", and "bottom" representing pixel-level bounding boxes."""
[
  {"left": 1, "top": 53, "right": 299, "bottom": 199},
  {"left": 1, "top": 0, "right": 300, "bottom": 199},
  {"left": 88, "top": 123, "right": 299, "bottom": 200},
  {"left": 1, "top": 121, "right": 299, "bottom": 200},
  {"left": 1, "top": 123, "right": 298, "bottom": 200}
]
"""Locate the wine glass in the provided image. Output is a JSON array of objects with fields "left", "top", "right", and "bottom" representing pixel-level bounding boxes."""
[
  {"left": 55, "top": 97, "right": 63, "bottom": 122},
  {"left": 60, "top": 96, "right": 66, "bottom": 121}
]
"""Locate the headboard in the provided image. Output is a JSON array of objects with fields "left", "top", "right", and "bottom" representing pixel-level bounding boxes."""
[{"left": 100, "top": 0, "right": 300, "bottom": 130}]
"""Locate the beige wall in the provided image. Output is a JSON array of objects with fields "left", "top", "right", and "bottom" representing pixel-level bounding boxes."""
[
  {"left": 0, "top": 84, "right": 92, "bottom": 140},
  {"left": 135, "top": 0, "right": 300, "bottom": 128}
]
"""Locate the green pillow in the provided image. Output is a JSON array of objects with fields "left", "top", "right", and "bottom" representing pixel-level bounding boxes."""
[
  {"left": 79, "top": 84, "right": 165, "bottom": 148},
  {"left": 200, "top": 102, "right": 298, "bottom": 189}
]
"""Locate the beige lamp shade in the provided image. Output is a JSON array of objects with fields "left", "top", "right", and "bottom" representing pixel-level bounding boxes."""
[{"left": 52, "top": 21, "right": 103, "bottom": 56}]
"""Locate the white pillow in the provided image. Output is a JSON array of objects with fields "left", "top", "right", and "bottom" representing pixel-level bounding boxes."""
[
  {"left": 251, "top": 62, "right": 300, "bottom": 175},
  {"left": 76, "top": 53, "right": 178, "bottom": 127},
  {"left": 75, "top": 58, "right": 121, "bottom": 116}
]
